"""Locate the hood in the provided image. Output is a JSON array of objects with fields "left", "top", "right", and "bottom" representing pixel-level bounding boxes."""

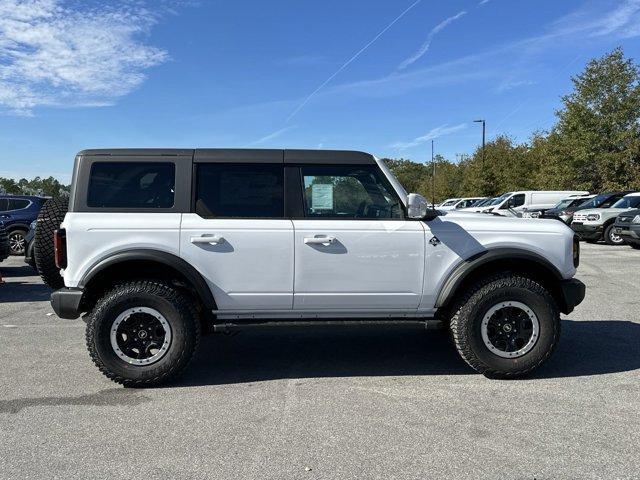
[
  {"left": 441, "top": 210, "right": 570, "bottom": 232},
  {"left": 617, "top": 209, "right": 640, "bottom": 219},
  {"left": 576, "top": 207, "right": 628, "bottom": 216},
  {"left": 459, "top": 205, "right": 495, "bottom": 212}
]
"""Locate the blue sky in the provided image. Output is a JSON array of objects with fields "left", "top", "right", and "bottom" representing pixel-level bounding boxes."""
[{"left": 1, "top": 0, "right": 640, "bottom": 182}]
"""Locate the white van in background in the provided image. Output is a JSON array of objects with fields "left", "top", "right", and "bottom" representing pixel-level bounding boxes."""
[
  {"left": 461, "top": 190, "right": 590, "bottom": 217},
  {"left": 438, "top": 197, "right": 487, "bottom": 211}
]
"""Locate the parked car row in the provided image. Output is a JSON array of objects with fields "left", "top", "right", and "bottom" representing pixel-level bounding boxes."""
[
  {"left": 571, "top": 192, "right": 640, "bottom": 246},
  {"left": 436, "top": 190, "right": 640, "bottom": 249}
]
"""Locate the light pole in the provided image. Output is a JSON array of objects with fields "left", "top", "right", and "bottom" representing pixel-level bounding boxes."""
[{"left": 474, "top": 119, "right": 485, "bottom": 168}]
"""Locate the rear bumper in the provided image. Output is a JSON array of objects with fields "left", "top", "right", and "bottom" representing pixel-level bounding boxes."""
[
  {"left": 558, "top": 279, "right": 586, "bottom": 314},
  {"left": 50, "top": 288, "right": 84, "bottom": 319},
  {"left": 571, "top": 223, "right": 602, "bottom": 241}
]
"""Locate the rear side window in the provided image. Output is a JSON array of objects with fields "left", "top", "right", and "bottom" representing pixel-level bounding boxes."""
[
  {"left": 0, "top": 199, "right": 9, "bottom": 211},
  {"left": 195, "top": 164, "right": 284, "bottom": 218},
  {"left": 87, "top": 162, "right": 175, "bottom": 208},
  {"left": 8, "top": 199, "right": 30, "bottom": 210}
]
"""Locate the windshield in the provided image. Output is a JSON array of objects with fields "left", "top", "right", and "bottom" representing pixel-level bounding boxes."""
[
  {"left": 475, "top": 198, "right": 494, "bottom": 207},
  {"left": 554, "top": 198, "right": 580, "bottom": 209},
  {"left": 487, "top": 193, "right": 511, "bottom": 206},
  {"left": 441, "top": 199, "right": 458, "bottom": 207},
  {"left": 578, "top": 194, "right": 609, "bottom": 209},
  {"left": 611, "top": 196, "right": 640, "bottom": 209}
]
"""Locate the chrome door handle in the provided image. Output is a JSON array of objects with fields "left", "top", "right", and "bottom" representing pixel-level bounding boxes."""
[
  {"left": 304, "top": 236, "right": 335, "bottom": 246},
  {"left": 190, "top": 234, "right": 224, "bottom": 245}
]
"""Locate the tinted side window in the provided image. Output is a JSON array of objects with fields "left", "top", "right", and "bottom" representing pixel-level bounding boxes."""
[
  {"left": 300, "top": 165, "right": 403, "bottom": 219},
  {"left": 0, "top": 199, "right": 8, "bottom": 211},
  {"left": 600, "top": 196, "right": 620, "bottom": 208},
  {"left": 195, "top": 164, "right": 284, "bottom": 218},
  {"left": 87, "top": 162, "right": 175, "bottom": 208},
  {"left": 8, "top": 199, "right": 30, "bottom": 210}
]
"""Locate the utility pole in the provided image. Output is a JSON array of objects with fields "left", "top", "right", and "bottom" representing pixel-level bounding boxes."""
[{"left": 431, "top": 140, "right": 435, "bottom": 206}]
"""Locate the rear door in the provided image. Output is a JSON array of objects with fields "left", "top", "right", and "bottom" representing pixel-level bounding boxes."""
[
  {"left": 179, "top": 150, "right": 294, "bottom": 311},
  {"left": 287, "top": 154, "right": 425, "bottom": 312}
]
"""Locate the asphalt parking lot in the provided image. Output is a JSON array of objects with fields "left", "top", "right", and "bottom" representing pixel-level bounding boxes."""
[{"left": 1, "top": 243, "right": 639, "bottom": 480}]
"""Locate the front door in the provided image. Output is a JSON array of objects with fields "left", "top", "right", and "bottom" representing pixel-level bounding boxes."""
[
  {"left": 180, "top": 161, "right": 294, "bottom": 311},
  {"left": 292, "top": 164, "right": 425, "bottom": 312}
]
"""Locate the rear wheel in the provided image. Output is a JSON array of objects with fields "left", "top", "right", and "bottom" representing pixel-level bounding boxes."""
[
  {"left": 86, "top": 280, "right": 200, "bottom": 387},
  {"left": 604, "top": 224, "right": 624, "bottom": 246},
  {"left": 629, "top": 243, "right": 640, "bottom": 250},
  {"left": 34, "top": 197, "right": 69, "bottom": 289},
  {"left": 8, "top": 229, "right": 27, "bottom": 255},
  {"left": 449, "top": 274, "right": 560, "bottom": 378}
]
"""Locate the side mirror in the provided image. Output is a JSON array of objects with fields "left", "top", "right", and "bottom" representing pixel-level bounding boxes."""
[{"left": 407, "top": 193, "right": 430, "bottom": 219}]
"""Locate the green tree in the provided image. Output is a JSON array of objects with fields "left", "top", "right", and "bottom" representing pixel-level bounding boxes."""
[{"left": 546, "top": 47, "right": 640, "bottom": 191}]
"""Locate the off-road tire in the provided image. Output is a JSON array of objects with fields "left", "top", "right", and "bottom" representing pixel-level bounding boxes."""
[
  {"left": 604, "top": 223, "right": 624, "bottom": 246},
  {"left": 86, "top": 280, "right": 200, "bottom": 387},
  {"left": 34, "top": 197, "right": 69, "bottom": 289},
  {"left": 449, "top": 274, "right": 560, "bottom": 379},
  {"left": 629, "top": 243, "right": 640, "bottom": 250}
]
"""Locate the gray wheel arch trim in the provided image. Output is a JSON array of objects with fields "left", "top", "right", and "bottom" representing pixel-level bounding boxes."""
[
  {"left": 435, "top": 248, "right": 563, "bottom": 308},
  {"left": 79, "top": 249, "right": 216, "bottom": 310}
]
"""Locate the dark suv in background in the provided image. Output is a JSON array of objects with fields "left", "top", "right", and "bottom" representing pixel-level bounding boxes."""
[
  {"left": 0, "top": 195, "right": 48, "bottom": 255},
  {"left": 614, "top": 209, "right": 640, "bottom": 249}
]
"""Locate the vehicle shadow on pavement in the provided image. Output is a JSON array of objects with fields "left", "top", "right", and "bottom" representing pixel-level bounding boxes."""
[
  {"left": 175, "top": 319, "right": 640, "bottom": 387},
  {"left": 0, "top": 275, "right": 51, "bottom": 303},
  {"left": 175, "top": 326, "right": 471, "bottom": 387},
  {"left": 1, "top": 264, "right": 36, "bottom": 278},
  {"left": 534, "top": 319, "right": 640, "bottom": 379}
]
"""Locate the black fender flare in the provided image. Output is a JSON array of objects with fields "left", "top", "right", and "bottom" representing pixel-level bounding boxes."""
[
  {"left": 7, "top": 223, "right": 30, "bottom": 232},
  {"left": 435, "top": 248, "right": 563, "bottom": 308},
  {"left": 79, "top": 249, "right": 216, "bottom": 310}
]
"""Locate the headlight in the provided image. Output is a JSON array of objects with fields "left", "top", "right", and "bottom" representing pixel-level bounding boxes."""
[
  {"left": 586, "top": 214, "right": 600, "bottom": 221},
  {"left": 633, "top": 215, "right": 640, "bottom": 224}
]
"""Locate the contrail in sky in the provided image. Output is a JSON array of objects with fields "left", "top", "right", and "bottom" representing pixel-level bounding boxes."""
[
  {"left": 398, "top": 10, "right": 467, "bottom": 70},
  {"left": 286, "top": 0, "right": 422, "bottom": 122}
]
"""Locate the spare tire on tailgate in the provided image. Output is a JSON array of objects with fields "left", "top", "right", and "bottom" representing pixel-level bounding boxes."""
[{"left": 34, "top": 197, "right": 69, "bottom": 289}]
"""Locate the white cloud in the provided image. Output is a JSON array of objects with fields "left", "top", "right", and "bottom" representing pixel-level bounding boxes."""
[
  {"left": 390, "top": 123, "right": 467, "bottom": 150},
  {"left": 478, "top": 0, "right": 490, "bottom": 6},
  {"left": 398, "top": 11, "right": 466, "bottom": 70},
  {"left": 0, "top": 0, "right": 169, "bottom": 115}
]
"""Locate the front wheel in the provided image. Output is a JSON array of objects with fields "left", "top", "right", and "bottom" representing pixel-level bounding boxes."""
[
  {"left": 449, "top": 275, "right": 560, "bottom": 378},
  {"left": 604, "top": 224, "right": 625, "bottom": 246},
  {"left": 86, "top": 280, "right": 201, "bottom": 387}
]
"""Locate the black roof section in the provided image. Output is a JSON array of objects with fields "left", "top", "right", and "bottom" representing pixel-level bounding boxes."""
[{"left": 78, "top": 148, "right": 376, "bottom": 165}]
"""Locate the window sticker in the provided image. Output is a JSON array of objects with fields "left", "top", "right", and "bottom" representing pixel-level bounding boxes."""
[{"left": 312, "top": 184, "right": 333, "bottom": 210}]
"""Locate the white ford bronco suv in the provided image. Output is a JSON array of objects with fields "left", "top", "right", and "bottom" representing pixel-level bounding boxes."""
[{"left": 49, "top": 149, "right": 585, "bottom": 386}]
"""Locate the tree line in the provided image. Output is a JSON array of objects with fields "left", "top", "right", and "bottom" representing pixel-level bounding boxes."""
[
  {"left": 385, "top": 48, "right": 640, "bottom": 203},
  {"left": 0, "top": 176, "right": 70, "bottom": 198}
]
